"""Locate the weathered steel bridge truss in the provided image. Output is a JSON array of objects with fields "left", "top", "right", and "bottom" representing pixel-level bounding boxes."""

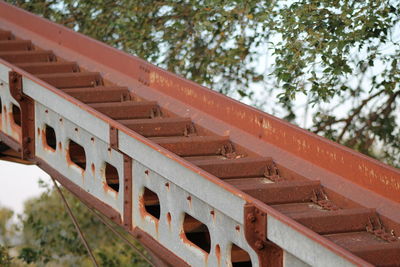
[{"left": 0, "top": 2, "right": 399, "bottom": 266}]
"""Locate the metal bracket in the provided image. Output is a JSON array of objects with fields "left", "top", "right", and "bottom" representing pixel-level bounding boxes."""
[
  {"left": 366, "top": 216, "right": 398, "bottom": 243},
  {"left": 244, "top": 204, "right": 267, "bottom": 247},
  {"left": 138, "top": 64, "right": 150, "bottom": 86},
  {"left": 244, "top": 204, "right": 283, "bottom": 267},
  {"left": 9, "top": 71, "right": 35, "bottom": 160},
  {"left": 109, "top": 125, "right": 118, "bottom": 150},
  {"left": 264, "top": 161, "right": 284, "bottom": 182},
  {"left": 123, "top": 155, "right": 133, "bottom": 230},
  {"left": 311, "top": 188, "right": 339, "bottom": 211}
]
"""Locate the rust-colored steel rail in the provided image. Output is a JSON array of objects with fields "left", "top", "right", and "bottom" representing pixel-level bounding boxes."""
[{"left": 0, "top": 2, "right": 399, "bottom": 266}]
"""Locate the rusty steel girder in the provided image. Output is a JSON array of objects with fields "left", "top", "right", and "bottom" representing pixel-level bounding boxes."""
[{"left": 0, "top": 1, "right": 400, "bottom": 266}]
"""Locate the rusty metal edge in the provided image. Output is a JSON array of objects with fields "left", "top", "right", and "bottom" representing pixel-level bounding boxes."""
[
  {"left": 244, "top": 204, "right": 284, "bottom": 267},
  {"left": 0, "top": 130, "right": 21, "bottom": 152},
  {"left": 0, "top": 2, "right": 384, "bottom": 265},
  {"left": 8, "top": 71, "right": 35, "bottom": 160},
  {"left": 130, "top": 228, "right": 191, "bottom": 267},
  {"left": 123, "top": 155, "right": 132, "bottom": 230},
  {"left": 250, "top": 198, "right": 373, "bottom": 267}
]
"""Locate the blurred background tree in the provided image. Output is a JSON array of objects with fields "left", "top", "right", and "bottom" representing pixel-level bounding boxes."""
[
  {"left": 0, "top": 206, "right": 14, "bottom": 266},
  {"left": 18, "top": 181, "right": 150, "bottom": 266},
  {"left": 2, "top": 181, "right": 150, "bottom": 266},
  {"left": 2, "top": 0, "right": 400, "bottom": 265}
]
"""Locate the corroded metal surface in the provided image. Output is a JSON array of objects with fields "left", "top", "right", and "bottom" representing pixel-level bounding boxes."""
[{"left": 0, "top": 2, "right": 400, "bottom": 266}]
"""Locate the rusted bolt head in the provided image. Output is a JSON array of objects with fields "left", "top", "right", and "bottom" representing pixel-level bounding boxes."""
[
  {"left": 24, "top": 149, "right": 31, "bottom": 155},
  {"left": 255, "top": 240, "right": 264, "bottom": 250},
  {"left": 24, "top": 137, "right": 31, "bottom": 143},
  {"left": 247, "top": 213, "right": 256, "bottom": 223},
  {"left": 374, "top": 229, "right": 384, "bottom": 235}
]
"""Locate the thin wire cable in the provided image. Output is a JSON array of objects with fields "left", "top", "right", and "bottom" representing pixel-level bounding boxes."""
[
  {"left": 51, "top": 177, "right": 99, "bottom": 267},
  {"left": 81, "top": 201, "right": 155, "bottom": 267}
]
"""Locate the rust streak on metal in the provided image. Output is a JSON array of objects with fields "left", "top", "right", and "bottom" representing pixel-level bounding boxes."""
[
  {"left": 123, "top": 155, "right": 132, "bottom": 230},
  {"left": 36, "top": 157, "right": 122, "bottom": 224},
  {"left": 109, "top": 125, "right": 118, "bottom": 150},
  {"left": 244, "top": 204, "right": 283, "bottom": 266},
  {"left": 9, "top": 71, "right": 34, "bottom": 159}
]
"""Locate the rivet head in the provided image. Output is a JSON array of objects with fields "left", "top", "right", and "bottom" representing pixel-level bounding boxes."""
[
  {"left": 255, "top": 240, "right": 264, "bottom": 250},
  {"left": 247, "top": 213, "right": 256, "bottom": 223}
]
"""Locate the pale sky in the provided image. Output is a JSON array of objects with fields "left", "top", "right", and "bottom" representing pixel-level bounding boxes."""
[{"left": 0, "top": 160, "right": 51, "bottom": 216}]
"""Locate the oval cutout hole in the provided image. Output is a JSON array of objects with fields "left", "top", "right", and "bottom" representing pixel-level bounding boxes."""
[
  {"left": 143, "top": 187, "right": 160, "bottom": 220},
  {"left": 105, "top": 162, "right": 119, "bottom": 192},
  {"left": 183, "top": 213, "right": 211, "bottom": 254},
  {"left": 45, "top": 124, "right": 56, "bottom": 150},
  {"left": 68, "top": 140, "right": 86, "bottom": 171},
  {"left": 12, "top": 104, "right": 21, "bottom": 126},
  {"left": 231, "top": 244, "right": 252, "bottom": 267}
]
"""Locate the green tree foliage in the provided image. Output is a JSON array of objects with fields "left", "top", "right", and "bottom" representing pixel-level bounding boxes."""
[
  {"left": 7, "top": 0, "right": 400, "bottom": 166},
  {"left": 0, "top": 245, "right": 13, "bottom": 267},
  {"left": 0, "top": 206, "right": 13, "bottom": 246},
  {"left": 17, "top": 182, "right": 150, "bottom": 266},
  {"left": 8, "top": 0, "right": 272, "bottom": 97},
  {"left": 271, "top": 0, "right": 400, "bottom": 165},
  {"left": 0, "top": 207, "right": 14, "bottom": 266}
]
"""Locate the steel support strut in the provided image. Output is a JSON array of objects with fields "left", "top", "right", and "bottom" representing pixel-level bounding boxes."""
[
  {"left": 8, "top": 71, "right": 34, "bottom": 160},
  {"left": 244, "top": 204, "right": 283, "bottom": 266}
]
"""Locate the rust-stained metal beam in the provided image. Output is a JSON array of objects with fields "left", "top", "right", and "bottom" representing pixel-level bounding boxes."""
[
  {"left": 89, "top": 101, "right": 158, "bottom": 120},
  {"left": 16, "top": 61, "right": 79, "bottom": 74},
  {"left": 62, "top": 86, "right": 130, "bottom": 103},
  {"left": 0, "top": 39, "right": 31, "bottom": 51},
  {"left": 36, "top": 72, "right": 103, "bottom": 88},
  {"left": 0, "top": 2, "right": 399, "bottom": 266},
  {"left": 119, "top": 117, "right": 192, "bottom": 137},
  {"left": 0, "top": 50, "right": 54, "bottom": 63},
  {"left": 8, "top": 71, "right": 34, "bottom": 160}
]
